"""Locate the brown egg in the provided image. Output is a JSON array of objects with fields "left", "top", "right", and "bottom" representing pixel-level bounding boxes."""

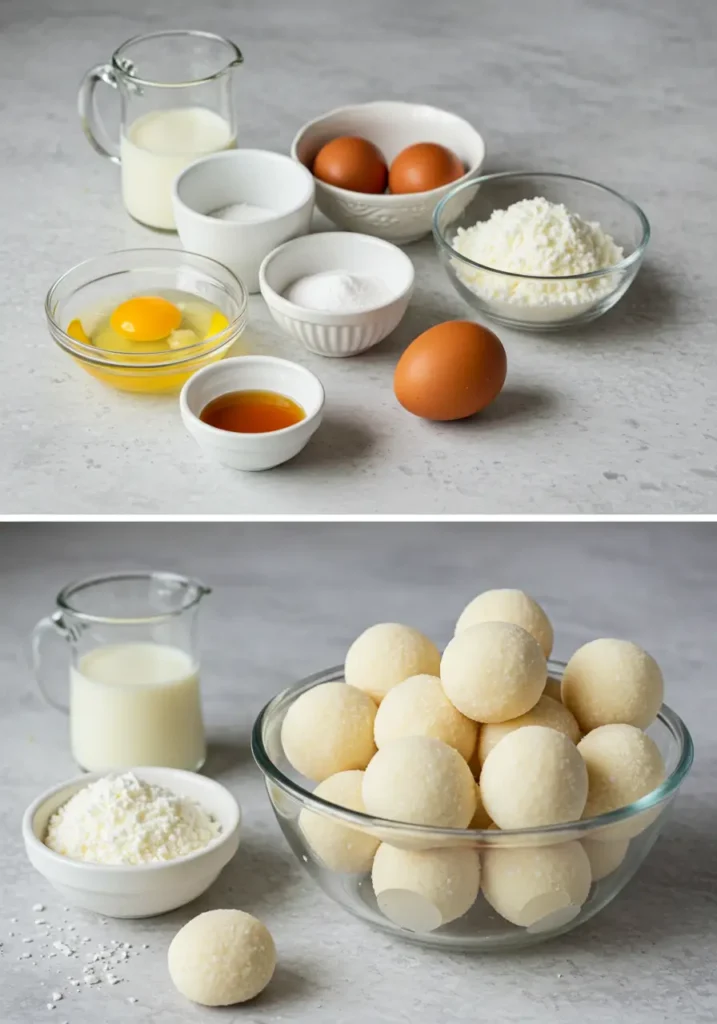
[
  {"left": 394, "top": 321, "right": 507, "bottom": 421},
  {"left": 312, "top": 136, "right": 388, "bottom": 194},
  {"left": 388, "top": 142, "right": 464, "bottom": 194}
]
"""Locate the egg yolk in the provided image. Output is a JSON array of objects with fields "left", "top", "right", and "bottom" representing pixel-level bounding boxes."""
[
  {"left": 205, "top": 310, "right": 230, "bottom": 339},
  {"left": 109, "top": 296, "right": 182, "bottom": 343},
  {"left": 66, "top": 318, "right": 90, "bottom": 344}
]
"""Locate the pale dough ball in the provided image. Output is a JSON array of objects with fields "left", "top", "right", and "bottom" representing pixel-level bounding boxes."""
[
  {"left": 455, "top": 588, "right": 554, "bottom": 658},
  {"left": 345, "top": 623, "right": 441, "bottom": 704},
  {"left": 372, "top": 843, "right": 480, "bottom": 932},
  {"left": 373, "top": 674, "right": 477, "bottom": 761},
  {"left": 299, "top": 770, "right": 379, "bottom": 874},
  {"left": 475, "top": 695, "right": 580, "bottom": 769},
  {"left": 440, "top": 621, "right": 546, "bottom": 723},
  {"left": 482, "top": 842, "right": 592, "bottom": 931},
  {"left": 469, "top": 782, "right": 493, "bottom": 829},
  {"left": 562, "top": 638, "right": 664, "bottom": 731},
  {"left": 362, "top": 736, "right": 476, "bottom": 828},
  {"left": 168, "top": 910, "right": 276, "bottom": 1006},
  {"left": 281, "top": 682, "right": 377, "bottom": 782},
  {"left": 480, "top": 726, "right": 588, "bottom": 829},
  {"left": 543, "top": 676, "right": 563, "bottom": 703},
  {"left": 582, "top": 836, "right": 630, "bottom": 881},
  {"left": 578, "top": 724, "right": 666, "bottom": 839}
]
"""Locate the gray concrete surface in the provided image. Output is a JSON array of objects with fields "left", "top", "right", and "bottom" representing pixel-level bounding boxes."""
[
  {"left": 1, "top": 521, "right": 715, "bottom": 1021},
  {"left": 2, "top": 0, "right": 716, "bottom": 513}
]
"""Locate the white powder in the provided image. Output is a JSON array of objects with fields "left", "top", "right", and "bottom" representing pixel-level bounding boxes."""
[
  {"left": 284, "top": 271, "right": 390, "bottom": 313},
  {"left": 210, "top": 201, "right": 275, "bottom": 223},
  {"left": 452, "top": 196, "right": 624, "bottom": 319},
  {"left": 44, "top": 772, "right": 221, "bottom": 866}
]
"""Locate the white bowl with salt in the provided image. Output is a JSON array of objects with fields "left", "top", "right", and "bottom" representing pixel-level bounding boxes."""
[
  {"left": 259, "top": 232, "right": 415, "bottom": 357},
  {"left": 172, "top": 149, "right": 315, "bottom": 293}
]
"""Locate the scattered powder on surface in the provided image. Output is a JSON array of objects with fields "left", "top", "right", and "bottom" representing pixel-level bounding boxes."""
[
  {"left": 44, "top": 772, "right": 221, "bottom": 865},
  {"left": 284, "top": 270, "right": 390, "bottom": 313},
  {"left": 209, "top": 201, "right": 275, "bottom": 223},
  {"left": 452, "top": 196, "right": 624, "bottom": 310},
  {"left": 5, "top": 902, "right": 146, "bottom": 1013}
]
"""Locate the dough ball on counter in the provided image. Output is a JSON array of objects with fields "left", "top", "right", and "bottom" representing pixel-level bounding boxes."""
[
  {"left": 475, "top": 695, "right": 580, "bottom": 769},
  {"left": 482, "top": 842, "right": 592, "bottom": 931},
  {"left": 562, "top": 638, "right": 664, "bottom": 732},
  {"left": 281, "top": 682, "right": 377, "bottom": 782},
  {"left": 440, "top": 621, "right": 546, "bottom": 723},
  {"left": 578, "top": 724, "right": 666, "bottom": 839},
  {"left": 469, "top": 782, "right": 493, "bottom": 829},
  {"left": 480, "top": 726, "right": 588, "bottom": 829},
  {"left": 345, "top": 623, "right": 441, "bottom": 704},
  {"left": 373, "top": 674, "right": 478, "bottom": 761},
  {"left": 455, "top": 589, "right": 554, "bottom": 659},
  {"left": 372, "top": 843, "right": 480, "bottom": 932},
  {"left": 168, "top": 910, "right": 276, "bottom": 1006},
  {"left": 581, "top": 836, "right": 630, "bottom": 881},
  {"left": 543, "top": 676, "right": 563, "bottom": 703},
  {"left": 299, "top": 770, "right": 379, "bottom": 874},
  {"left": 362, "top": 736, "right": 476, "bottom": 828}
]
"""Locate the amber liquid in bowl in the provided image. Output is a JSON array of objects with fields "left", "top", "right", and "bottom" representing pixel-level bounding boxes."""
[{"left": 200, "top": 390, "right": 305, "bottom": 433}]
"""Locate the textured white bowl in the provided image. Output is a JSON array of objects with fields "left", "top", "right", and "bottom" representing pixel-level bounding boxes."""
[
  {"left": 180, "top": 355, "right": 325, "bottom": 470},
  {"left": 22, "top": 768, "right": 241, "bottom": 919},
  {"left": 259, "top": 232, "right": 414, "bottom": 357},
  {"left": 172, "top": 149, "right": 315, "bottom": 293},
  {"left": 291, "top": 100, "right": 486, "bottom": 244}
]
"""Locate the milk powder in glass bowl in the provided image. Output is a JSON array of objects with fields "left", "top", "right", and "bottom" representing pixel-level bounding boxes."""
[{"left": 433, "top": 172, "right": 650, "bottom": 331}]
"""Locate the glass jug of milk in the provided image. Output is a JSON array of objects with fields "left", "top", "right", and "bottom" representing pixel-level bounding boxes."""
[
  {"left": 78, "top": 30, "right": 242, "bottom": 230},
  {"left": 31, "top": 572, "right": 211, "bottom": 772}
]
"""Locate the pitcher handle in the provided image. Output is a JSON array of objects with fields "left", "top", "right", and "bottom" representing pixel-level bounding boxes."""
[
  {"left": 31, "top": 612, "right": 72, "bottom": 714},
  {"left": 78, "top": 63, "right": 121, "bottom": 164}
]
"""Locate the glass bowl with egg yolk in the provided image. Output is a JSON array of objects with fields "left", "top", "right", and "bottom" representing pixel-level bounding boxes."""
[{"left": 45, "top": 249, "right": 248, "bottom": 393}]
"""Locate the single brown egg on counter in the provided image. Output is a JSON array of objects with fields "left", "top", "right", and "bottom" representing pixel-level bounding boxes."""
[
  {"left": 394, "top": 321, "right": 507, "bottom": 421},
  {"left": 388, "top": 142, "right": 464, "bottom": 194},
  {"left": 312, "top": 136, "right": 388, "bottom": 194}
]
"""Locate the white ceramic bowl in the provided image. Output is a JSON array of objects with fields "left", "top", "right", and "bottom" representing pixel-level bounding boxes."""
[
  {"left": 173, "top": 149, "right": 315, "bottom": 293},
  {"left": 180, "top": 355, "right": 325, "bottom": 470},
  {"left": 22, "top": 768, "right": 241, "bottom": 919},
  {"left": 291, "top": 100, "right": 486, "bottom": 244},
  {"left": 259, "top": 232, "right": 415, "bottom": 357}
]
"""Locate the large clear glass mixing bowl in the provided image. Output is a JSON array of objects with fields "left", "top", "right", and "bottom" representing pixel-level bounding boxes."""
[{"left": 252, "top": 661, "right": 692, "bottom": 951}]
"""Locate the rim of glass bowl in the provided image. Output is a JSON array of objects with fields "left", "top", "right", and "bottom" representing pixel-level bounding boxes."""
[
  {"left": 432, "top": 171, "right": 651, "bottom": 281},
  {"left": 45, "top": 248, "right": 248, "bottom": 370},
  {"left": 251, "top": 660, "right": 693, "bottom": 843}
]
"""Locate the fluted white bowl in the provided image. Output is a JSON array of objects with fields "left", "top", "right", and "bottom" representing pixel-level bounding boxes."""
[
  {"left": 259, "top": 232, "right": 415, "bottom": 357},
  {"left": 291, "top": 100, "right": 486, "bottom": 244}
]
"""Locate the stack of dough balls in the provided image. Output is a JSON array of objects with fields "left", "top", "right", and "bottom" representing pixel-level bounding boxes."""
[{"left": 278, "top": 596, "right": 668, "bottom": 937}]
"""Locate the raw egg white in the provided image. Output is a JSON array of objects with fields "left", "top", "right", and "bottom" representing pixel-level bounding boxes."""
[{"left": 394, "top": 320, "right": 507, "bottom": 421}]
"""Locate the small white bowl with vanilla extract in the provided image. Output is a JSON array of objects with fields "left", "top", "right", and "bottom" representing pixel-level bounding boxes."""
[{"left": 180, "top": 356, "right": 325, "bottom": 471}]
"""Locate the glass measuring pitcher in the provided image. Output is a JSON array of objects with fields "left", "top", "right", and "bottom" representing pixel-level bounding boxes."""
[
  {"left": 79, "top": 30, "right": 243, "bottom": 230},
  {"left": 32, "top": 572, "right": 211, "bottom": 773}
]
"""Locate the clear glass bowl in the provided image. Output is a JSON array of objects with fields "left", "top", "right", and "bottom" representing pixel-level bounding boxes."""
[
  {"left": 45, "top": 249, "right": 248, "bottom": 393},
  {"left": 252, "top": 661, "right": 693, "bottom": 951},
  {"left": 432, "top": 172, "right": 650, "bottom": 332}
]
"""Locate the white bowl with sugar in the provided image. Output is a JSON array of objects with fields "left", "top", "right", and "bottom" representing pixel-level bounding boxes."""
[
  {"left": 173, "top": 149, "right": 315, "bottom": 293},
  {"left": 259, "top": 232, "right": 415, "bottom": 357}
]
